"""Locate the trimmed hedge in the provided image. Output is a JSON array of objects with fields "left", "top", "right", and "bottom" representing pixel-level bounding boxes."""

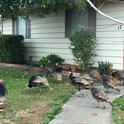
[{"left": 0, "top": 35, "right": 25, "bottom": 64}]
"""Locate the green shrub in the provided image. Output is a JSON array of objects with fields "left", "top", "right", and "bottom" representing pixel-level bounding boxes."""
[
  {"left": 39, "top": 56, "right": 49, "bottom": 69},
  {"left": 0, "top": 35, "right": 25, "bottom": 64},
  {"left": 39, "top": 54, "right": 65, "bottom": 68},
  {"left": 70, "top": 29, "right": 96, "bottom": 73},
  {"left": 98, "top": 61, "right": 112, "bottom": 75},
  {"left": 46, "top": 54, "right": 65, "bottom": 66}
]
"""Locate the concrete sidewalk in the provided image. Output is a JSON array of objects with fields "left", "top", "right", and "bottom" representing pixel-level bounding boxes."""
[{"left": 49, "top": 86, "right": 124, "bottom": 124}]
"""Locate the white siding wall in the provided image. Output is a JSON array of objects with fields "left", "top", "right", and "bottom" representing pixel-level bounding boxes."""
[
  {"left": 2, "top": 18, "right": 12, "bottom": 34},
  {"left": 2, "top": 13, "right": 75, "bottom": 64},
  {"left": 25, "top": 12, "right": 75, "bottom": 64},
  {"left": 96, "top": 3, "right": 124, "bottom": 70}
]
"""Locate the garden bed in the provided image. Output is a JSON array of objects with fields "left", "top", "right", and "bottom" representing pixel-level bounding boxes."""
[{"left": 0, "top": 62, "right": 42, "bottom": 72}]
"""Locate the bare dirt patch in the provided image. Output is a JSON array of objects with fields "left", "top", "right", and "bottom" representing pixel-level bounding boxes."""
[{"left": 13, "top": 102, "right": 49, "bottom": 124}]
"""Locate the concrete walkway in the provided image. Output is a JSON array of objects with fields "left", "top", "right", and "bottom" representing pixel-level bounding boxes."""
[{"left": 49, "top": 86, "right": 124, "bottom": 124}]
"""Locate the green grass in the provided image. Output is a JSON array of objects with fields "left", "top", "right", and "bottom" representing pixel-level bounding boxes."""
[
  {"left": 0, "top": 66, "right": 76, "bottom": 124},
  {"left": 112, "top": 96, "right": 124, "bottom": 124}
]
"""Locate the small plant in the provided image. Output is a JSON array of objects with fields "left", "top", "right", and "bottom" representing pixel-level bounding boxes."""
[
  {"left": 39, "top": 56, "right": 49, "bottom": 69},
  {"left": 70, "top": 29, "right": 96, "bottom": 73},
  {"left": 39, "top": 54, "right": 65, "bottom": 68},
  {"left": 46, "top": 54, "right": 65, "bottom": 66},
  {"left": 98, "top": 61, "right": 112, "bottom": 75}
]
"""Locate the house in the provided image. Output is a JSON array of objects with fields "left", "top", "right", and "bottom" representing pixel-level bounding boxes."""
[
  {"left": 96, "top": 2, "right": 124, "bottom": 70},
  {"left": 1, "top": 1, "right": 124, "bottom": 70}
]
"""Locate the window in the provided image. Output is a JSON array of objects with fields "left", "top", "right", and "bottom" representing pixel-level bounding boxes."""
[
  {"left": 12, "top": 16, "right": 31, "bottom": 38},
  {"left": 65, "top": 7, "right": 96, "bottom": 38}
]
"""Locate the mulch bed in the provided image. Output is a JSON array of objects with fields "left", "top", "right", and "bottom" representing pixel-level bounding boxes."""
[
  {"left": 0, "top": 63, "right": 84, "bottom": 77},
  {"left": 0, "top": 62, "right": 42, "bottom": 72},
  {"left": 0, "top": 62, "right": 71, "bottom": 75}
]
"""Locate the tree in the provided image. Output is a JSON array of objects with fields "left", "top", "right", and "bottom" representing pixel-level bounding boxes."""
[
  {"left": 0, "top": 0, "right": 118, "bottom": 17},
  {"left": 70, "top": 30, "right": 96, "bottom": 73},
  {"left": 0, "top": 0, "right": 86, "bottom": 17}
]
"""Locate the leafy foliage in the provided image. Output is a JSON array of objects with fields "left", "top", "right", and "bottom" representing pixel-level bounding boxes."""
[
  {"left": 0, "top": 0, "right": 115, "bottom": 17},
  {"left": 70, "top": 29, "right": 96, "bottom": 72},
  {"left": 0, "top": 35, "right": 25, "bottom": 64},
  {"left": 39, "top": 56, "right": 49, "bottom": 69},
  {"left": 46, "top": 54, "right": 65, "bottom": 66},
  {"left": 98, "top": 61, "right": 112, "bottom": 75},
  {"left": 39, "top": 54, "right": 65, "bottom": 68},
  {"left": 0, "top": 0, "right": 86, "bottom": 17}
]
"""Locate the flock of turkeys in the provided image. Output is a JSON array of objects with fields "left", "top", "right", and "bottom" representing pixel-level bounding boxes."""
[
  {"left": 69, "top": 68, "right": 124, "bottom": 108},
  {"left": 1, "top": 64, "right": 124, "bottom": 110}
]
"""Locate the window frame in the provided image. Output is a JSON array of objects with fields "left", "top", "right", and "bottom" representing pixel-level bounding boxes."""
[
  {"left": 12, "top": 16, "right": 31, "bottom": 39},
  {"left": 65, "top": 7, "right": 96, "bottom": 38}
]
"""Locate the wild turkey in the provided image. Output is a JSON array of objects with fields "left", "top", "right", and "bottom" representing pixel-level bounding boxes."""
[
  {"left": 52, "top": 63, "right": 63, "bottom": 82},
  {"left": 89, "top": 81, "right": 112, "bottom": 109},
  {"left": 0, "top": 80, "right": 7, "bottom": 109},
  {"left": 101, "top": 74, "right": 120, "bottom": 93},
  {"left": 89, "top": 68, "right": 101, "bottom": 80},
  {"left": 112, "top": 70, "right": 124, "bottom": 85},
  {"left": 27, "top": 75, "right": 49, "bottom": 88},
  {"left": 69, "top": 72, "right": 90, "bottom": 96}
]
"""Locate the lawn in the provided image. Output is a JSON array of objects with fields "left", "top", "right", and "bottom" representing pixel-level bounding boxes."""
[
  {"left": 0, "top": 66, "right": 75, "bottom": 124},
  {"left": 112, "top": 95, "right": 124, "bottom": 124}
]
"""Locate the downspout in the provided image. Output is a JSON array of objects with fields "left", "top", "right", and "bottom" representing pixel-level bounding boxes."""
[{"left": 85, "top": 0, "right": 124, "bottom": 70}]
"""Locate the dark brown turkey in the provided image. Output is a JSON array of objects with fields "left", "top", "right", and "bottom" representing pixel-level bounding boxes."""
[
  {"left": 0, "top": 80, "right": 7, "bottom": 109},
  {"left": 89, "top": 68, "right": 101, "bottom": 81},
  {"left": 112, "top": 70, "right": 124, "bottom": 85},
  {"left": 52, "top": 63, "right": 63, "bottom": 82},
  {"left": 101, "top": 74, "right": 120, "bottom": 93},
  {"left": 27, "top": 75, "right": 49, "bottom": 88},
  {"left": 69, "top": 72, "right": 90, "bottom": 96},
  {"left": 89, "top": 81, "right": 112, "bottom": 109}
]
